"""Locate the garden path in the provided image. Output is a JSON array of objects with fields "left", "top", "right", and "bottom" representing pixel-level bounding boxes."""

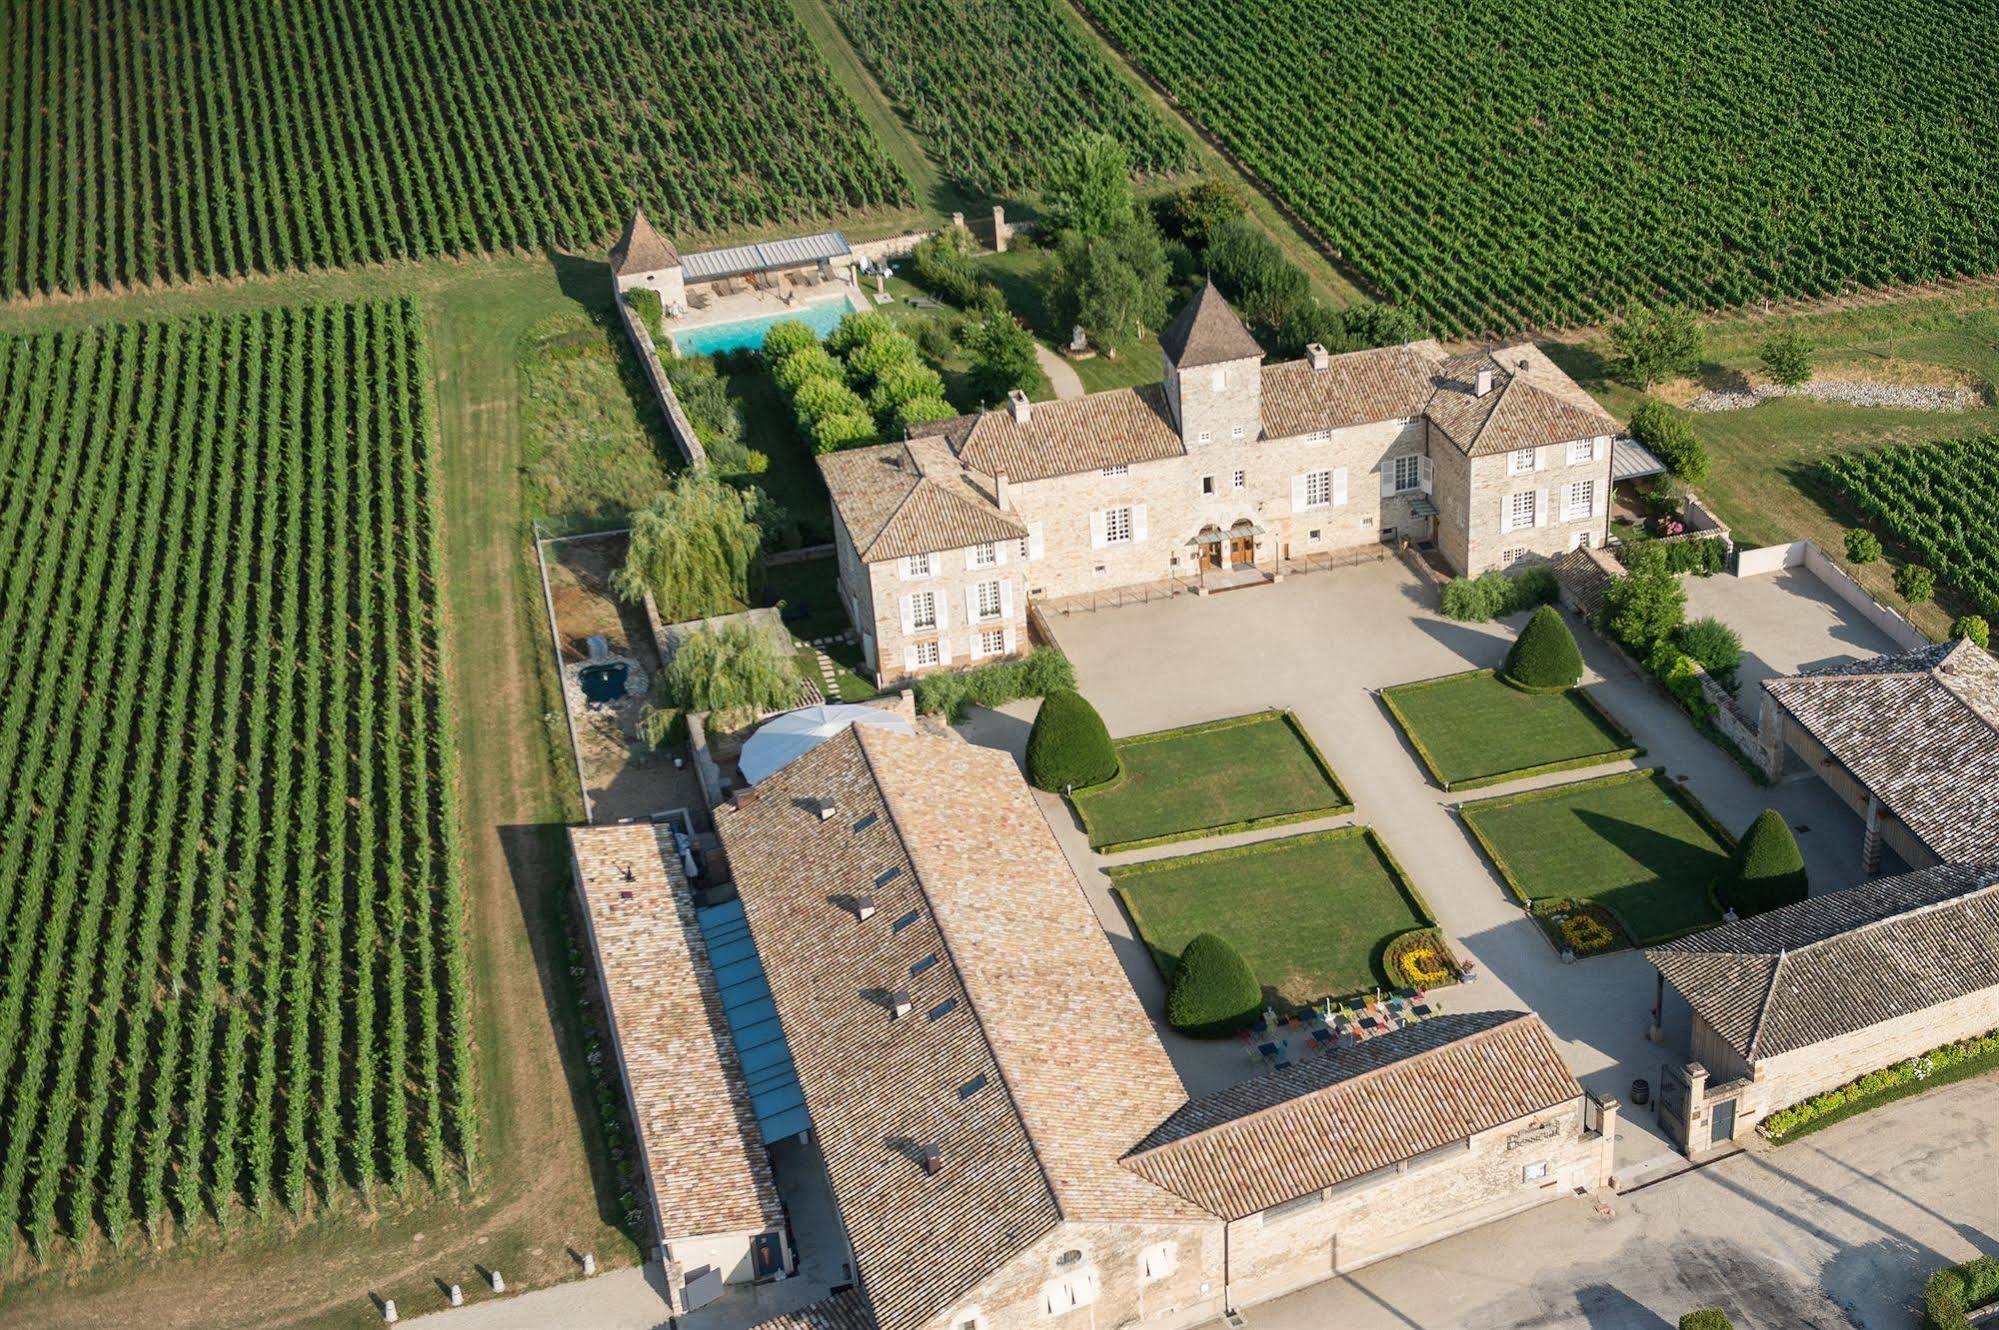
[{"left": 1034, "top": 342, "right": 1087, "bottom": 398}]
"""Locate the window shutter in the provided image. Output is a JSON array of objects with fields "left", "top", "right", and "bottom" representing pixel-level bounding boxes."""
[
  {"left": 1499, "top": 496, "right": 1513, "bottom": 534},
  {"left": 898, "top": 557, "right": 912, "bottom": 581},
  {"left": 1419, "top": 456, "right": 1433, "bottom": 493},
  {"left": 1378, "top": 463, "right": 1393, "bottom": 498},
  {"left": 1000, "top": 580, "right": 1013, "bottom": 619},
  {"left": 1090, "top": 510, "right": 1106, "bottom": 549},
  {"left": 1292, "top": 474, "right": 1308, "bottom": 510},
  {"left": 1331, "top": 468, "right": 1346, "bottom": 505},
  {"left": 1536, "top": 445, "right": 1552, "bottom": 471},
  {"left": 934, "top": 592, "right": 948, "bottom": 630},
  {"left": 964, "top": 585, "right": 979, "bottom": 623},
  {"left": 903, "top": 645, "right": 916, "bottom": 672},
  {"left": 994, "top": 540, "right": 1008, "bottom": 566},
  {"left": 1534, "top": 488, "right": 1549, "bottom": 527},
  {"left": 964, "top": 546, "right": 978, "bottom": 571},
  {"left": 937, "top": 635, "right": 952, "bottom": 665},
  {"left": 900, "top": 595, "right": 916, "bottom": 634},
  {"left": 1028, "top": 522, "right": 1044, "bottom": 560},
  {"left": 1590, "top": 482, "right": 1605, "bottom": 519},
  {"left": 1002, "top": 626, "right": 1016, "bottom": 654},
  {"left": 1132, "top": 504, "right": 1148, "bottom": 542}
]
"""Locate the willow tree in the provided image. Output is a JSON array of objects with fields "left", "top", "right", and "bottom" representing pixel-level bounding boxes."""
[{"left": 612, "top": 472, "right": 771, "bottom": 620}]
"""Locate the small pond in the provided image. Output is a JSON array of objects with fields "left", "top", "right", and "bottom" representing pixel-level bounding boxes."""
[{"left": 579, "top": 662, "right": 630, "bottom": 704}]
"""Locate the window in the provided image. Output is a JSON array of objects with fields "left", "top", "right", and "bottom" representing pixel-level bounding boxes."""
[
  {"left": 1509, "top": 448, "right": 1537, "bottom": 475},
  {"left": 1568, "top": 438, "right": 1596, "bottom": 465},
  {"left": 1055, "top": 1249, "right": 1084, "bottom": 1268},
  {"left": 974, "top": 580, "right": 1002, "bottom": 621},
  {"left": 1099, "top": 463, "right": 1128, "bottom": 477},
  {"left": 1041, "top": 1270, "right": 1100, "bottom": 1317},
  {"left": 1201, "top": 475, "right": 1216, "bottom": 496},
  {"left": 1508, "top": 491, "right": 1537, "bottom": 530},
  {"left": 912, "top": 639, "right": 940, "bottom": 667},
  {"left": 1565, "top": 480, "right": 1595, "bottom": 520},
  {"left": 891, "top": 910, "right": 920, "bottom": 931},
  {"left": 970, "top": 542, "right": 998, "bottom": 568},
  {"left": 958, "top": 1074, "right": 988, "bottom": 1100},
  {"left": 1393, "top": 454, "right": 1422, "bottom": 493},
  {"left": 1211, "top": 367, "right": 1228, "bottom": 390},
  {"left": 1232, "top": 469, "right": 1246, "bottom": 491},
  {"left": 903, "top": 553, "right": 931, "bottom": 578},
  {"left": 1104, "top": 506, "right": 1133, "bottom": 544},
  {"left": 1231, "top": 424, "right": 1246, "bottom": 440},
  {"left": 910, "top": 591, "right": 937, "bottom": 630},
  {"left": 1018, "top": 536, "right": 1030, "bottom": 560},
  {"left": 1309, "top": 529, "right": 1323, "bottom": 543},
  {"left": 1139, "top": 1242, "right": 1178, "bottom": 1283},
  {"left": 910, "top": 953, "right": 938, "bottom": 976},
  {"left": 1197, "top": 431, "right": 1213, "bottom": 445},
  {"left": 927, "top": 997, "right": 957, "bottom": 1021},
  {"left": 1310, "top": 429, "right": 1330, "bottom": 443},
  {"left": 1572, "top": 529, "right": 1593, "bottom": 550},
  {"left": 1304, "top": 469, "right": 1334, "bottom": 508},
  {"left": 1501, "top": 547, "right": 1528, "bottom": 565},
  {"left": 978, "top": 627, "right": 1005, "bottom": 656},
  {"left": 1522, "top": 1160, "right": 1550, "bottom": 1183}
]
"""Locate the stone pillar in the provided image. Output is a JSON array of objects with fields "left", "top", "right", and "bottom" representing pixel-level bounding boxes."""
[
  {"left": 1755, "top": 693, "right": 1786, "bottom": 783},
  {"left": 992, "top": 205, "right": 1009, "bottom": 253},
  {"left": 1684, "top": 1061, "right": 1711, "bottom": 1155},
  {"left": 1861, "top": 793, "right": 1883, "bottom": 875},
  {"left": 1595, "top": 1096, "right": 1621, "bottom": 1189},
  {"left": 950, "top": 211, "right": 965, "bottom": 230}
]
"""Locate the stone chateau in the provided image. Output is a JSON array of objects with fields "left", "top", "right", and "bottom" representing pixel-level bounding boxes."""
[{"left": 822, "top": 282, "right": 1621, "bottom": 684}]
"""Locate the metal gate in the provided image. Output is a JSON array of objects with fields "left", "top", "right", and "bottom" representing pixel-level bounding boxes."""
[{"left": 1656, "top": 1061, "right": 1693, "bottom": 1152}]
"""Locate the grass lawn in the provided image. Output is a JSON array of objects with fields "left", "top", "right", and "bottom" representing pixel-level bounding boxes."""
[
  {"left": 1072, "top": 710, "right": 1350, "bottom": 851},
  {"left": 1382, "top": 670, "right": 1641, "bottom": 790},
  {"left": 1112, "top": 827, "right": 1431, "bottom": 1005},
  {"left": 1460, "top": 769, "right": 1732, "bottom": 946}
]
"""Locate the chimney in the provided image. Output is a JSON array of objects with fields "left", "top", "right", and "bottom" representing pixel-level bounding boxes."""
[
  {"left": 1306, "top": 342, "right": 1330, "bottom": 371},
  {"left": 889, "top": 990, "right": 913, "bottom": 1019},
  {"left": 817, "top": 797, "right": 837, "bottom": 821},
  {"left": 919, "top": 1145, "right": 943, "bottom": 1175},
  {"left": 994, "top": 471, "right": 1010, "bottom": 511},
  {"left": 1006, "top": 389, "right": 1031, "bottom": 423},
  {"left": 854, "top": 892, "right": 877, "bottom": 922},
  {"left": 731, "top": 786, "right": 759, "bottom": 810},
  {"left": 1475, "top": 365, "right": 1494, "bottom": 398}
]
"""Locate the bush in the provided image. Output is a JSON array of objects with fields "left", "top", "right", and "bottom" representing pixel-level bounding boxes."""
[
  {"left": 655, "top": 620, "right": 801, "bottom": 721},
  {"left": 1659, "top": 535, "right": 1727, "bottom": 576},
  {"left": 626, "top": 287, "right": 663, "bottom": 338},
  {"left": 1629, "top": 396, "right": 1710, "bottom": 485},
  {"left": 1159, "top": 176, "right": 1248, "bottom": 245},
  {"left": 894, "top": 395, "right": 960, "bottom": 433},
  {"left": 1718, "top": 809, "right": 1807, "bottom": 917},
  {"left": 772, "top": 343, "right": 842, "bottom": 393},
  {"left": 1504, "top": 606, "right": 1583, "bottom": 690},
  {"left": 1646, "top": 641, "right": 1717, "bottom": 724},
  {"left": 809, "top": 410, "right": 877, "bottom": 454},
  {"left": 826, "top": 309, "right": 896, "bottom": 357},
  {"left": 964, "top": 310, "right": 1040, "bottom": 403},
  {"left": 1678, "top": 1311, "right": 1735, "bottom": 1330},
  {"left": 762, "top": 318, "right": 820, "bottom": 363},
  {"left": 1895, "top": 563, "right": 1936, "bottom": 603},
  {"left": 1024, "top": 687, "right": 1118, "bottom": 792},
  {"left": 1438, "top": 567, "right": 1559, "bottom": 622},
  {"left": 1165, "top": 933, "right": 1263, "bottom": 1038},
  {"left": 912, "top": 646, "right": 1076, "bottom": 721},
  {"left": 1758, "top": 329, "right": 1814, "bottom": 387},
  {"left": 1762, "top": 1029, "right": 1999, "bottom": 1143},
  {"left": 1925, "top": 1256, "right": 1999, "bottom": 1330},
  {"left": 845, "top": 331, "right": 922, "bottom": 390},
  {"left": 1610, "top": 302, "right": 1704, "bottom": 388},
  {"left": 1844, "top": 527, "right": 1882, "bottom": 564},
  {"left": 1675, "top": 616, "right": 1743, "bottom": 678},
  {"left": 1598, "top": 544, "right": 1686, "bottom": 655},
  {"left": 909, "top": 225, "right": 994, "bottom": 308},
  {"left": 791, "top": 375, "right": 869, "bottom": 425},
  {"left": 1954, "top": 615, "right": 1990, "bottom": 649}
]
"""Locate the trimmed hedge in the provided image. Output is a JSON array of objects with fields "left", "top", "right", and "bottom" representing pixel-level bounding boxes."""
[
  {"left": 626, "top": 286, "right": 664, "bottom": 338},
  {"left": 1717, "top": 809, "right": 1807, "bottom": 917},
  {"left": 1166, "top": 932, "right": 1264, "bottom": 1037},
  {"left": 913, "top": 646, "right": 1075, "bottom": 721},
  {"left": 1025, "top": 688, "right": 1119, "bottom": 792},
  {"left": 1678, "top": 1311, "right": 1735, "bottom": 1330},
  {"left": 1925, "top": 1256, "right": 1999, "bottom": 1330},
  {"left": 1439, "top": 566, "right": 1559, "bottom": 622},
  {"left": 1763, "top": 1027, "right": 1999, "bottom": 1143},
  {"left": 1504, "top": 605, "right": 1583, "bottom": 690}
]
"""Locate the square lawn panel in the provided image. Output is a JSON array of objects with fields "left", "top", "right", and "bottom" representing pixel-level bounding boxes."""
[
  {"left": 1382, "top": 670, "right": 1640, "bottom": 789},
  {"left": 1111, "top": 828, "right": 1428, "bottom": 1004},
  {"left": 1461, "top": 770, "right": 1731, "bottom": 944},
  {"left": 1073, "top": 711, "right": 1349, "bottom": 851}
]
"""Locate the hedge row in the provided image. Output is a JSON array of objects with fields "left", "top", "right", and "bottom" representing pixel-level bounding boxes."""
[
  {"left": 1925, "top": 1256, "right": 1999, "bottom": 1330},
  {"left": 912, "top": 645, "right": 1075, "bottom": 720},
  {"left": 1761, "top": 1027, "right": 1999, "bottom": 1143}
]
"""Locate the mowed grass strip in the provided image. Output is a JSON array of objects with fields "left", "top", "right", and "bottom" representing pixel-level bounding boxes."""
[
  {"left": 1460, "top": 769, "right": 1731, "bottom": 945},
  {"left": 1074, "top": 711, "right": 1349, "bottom": 851},
  {"left": 1112, "top": 828, "right": 1429, "bottom": 1005},
  {"left": 1382, "top": 670, "right": 1640, "bottom": 790}
]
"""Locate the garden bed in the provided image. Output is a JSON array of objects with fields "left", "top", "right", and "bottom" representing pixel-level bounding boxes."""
[
  {"left": 1381, "top": 669, "right": 1641, "bottom": 790},
  {"left": 1072, "top": 710, "right": 1350, "bottom": 852},
  {"left": 1110, "top": 827, "right": 1433, "bottom": 1006},
  {"left": 1459, "top": 768, "right": 1733, "bottom": 946}
]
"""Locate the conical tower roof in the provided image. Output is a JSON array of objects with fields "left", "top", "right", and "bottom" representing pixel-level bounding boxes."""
[
  {"left": 609, "top": 208, "right": 680, "bottom": 274},
  {"left": 1159, "top": 279, "right": 1263, "bottom": 369}
]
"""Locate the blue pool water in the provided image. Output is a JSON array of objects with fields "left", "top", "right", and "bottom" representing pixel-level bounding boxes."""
[{"left": 671, "top": 300, "right": 850, "bottom": 357}]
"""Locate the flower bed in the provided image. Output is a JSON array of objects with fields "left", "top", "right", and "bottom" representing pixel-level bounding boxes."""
[
  {"left": 1761, "top": 1027, "right": 1999, "bottom": 1144},
  {"left": 1383, "top": 928, "right": 1459, "bottom": 989}
]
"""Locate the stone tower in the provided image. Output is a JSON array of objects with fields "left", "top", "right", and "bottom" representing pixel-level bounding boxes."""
[{"left": 1159, "top": 280, "right": 1265, "bottom": 447}]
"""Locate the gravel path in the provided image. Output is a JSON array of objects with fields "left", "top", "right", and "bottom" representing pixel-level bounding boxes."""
[{"left": 1687, "top": 380, "right": 1981, "bottom": 412}]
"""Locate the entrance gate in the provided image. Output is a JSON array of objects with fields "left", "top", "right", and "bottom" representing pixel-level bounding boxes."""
[{"left": 1656, "top": 1061, "right": 1692, "bottom": 1152}]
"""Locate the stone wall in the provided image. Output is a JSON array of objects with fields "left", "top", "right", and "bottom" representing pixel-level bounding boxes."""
[
  {"left": 615, "top": 292, "right": 707, "bottom": 468},
  {"left": 947, "top": 1219, "right": 1223, "bottom": 1330},
  {"left": 1731, "top": 540, "right": 1928, "bottom": 650},
  {"left": 1458, "top": 434, "right": 1616, "bottom": 574},
  {"left": 864, "top": 537, "right": 1029, "bottom": 687}
]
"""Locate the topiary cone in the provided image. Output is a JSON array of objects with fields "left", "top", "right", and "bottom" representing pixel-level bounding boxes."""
[
  {"left": 1025, "top": 688, "right": 1118, "bottom": 792},
  {"left": 1504, "top": 604, "right": 1584, "bottom": 690},
  {"left": 1719, "top": 808, "right": 1807, "bottom": 917},
  {"left": 1166, "top": 933, "right": 1262, "bottom": 1038}
]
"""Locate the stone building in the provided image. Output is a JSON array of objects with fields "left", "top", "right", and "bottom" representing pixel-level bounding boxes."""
[
  {"left": 821, "top": 283, "right": 1619, "bottom": 685},
  {"left": 1647, "top": 863, "right": 1999, "bottom": 1154},
  {"left": 609, "top": 208, "right": 686, "bottom": 310},
  {"left": 703, "top": 723, "right": 1611, "bottom": 1330}
]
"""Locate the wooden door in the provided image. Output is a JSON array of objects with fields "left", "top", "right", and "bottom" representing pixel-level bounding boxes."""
[
  {"left": 1198, "top": 542, "right": 1222, "bottom": 571},
  {"left": 1228, "top": 535, "right": 1255, "bottom": 566}
]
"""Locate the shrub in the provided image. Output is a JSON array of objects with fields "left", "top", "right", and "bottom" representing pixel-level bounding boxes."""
[
  {"left": 791, "top": 375, "right": 869, "bottom": 425},
  {"left": 772, "top": 343, "right": 842, "bottom": 393},
  {"left": 1844, "top": 528, "right": 1882, "bottom": 564},
  {"left": 1438, "top": 567, "right": 1560, "bottom": 622},
  {"left": 1165, "top": 933, "right": 1262, "bottom": 1038},
  {"left": 1660, "top": 535, "right": 1727, "bottom": 576},
  {"left": 1895, "top": 563, "right": 1936, "bottom": 603},
  {"left": 1675, "top": 616, "right": 1743, "bottom": 678},
  {"left": 1629, "top": 396, "right": 1709, "bottom": 485},
  {"left": 826, "top": 309, "right": 896, "bottom": 357},
  {"left": 1678, "top": 1311, "right": 1736, "bottom": 1330},
  {"left": 1954, "top": 615, "right": 1990, "bottom": 649},
  {"left": 1159, "top": 176, "right": 1248, "bottom": 245},
  {"left": 626, "top": 286, "right": 663, "bottom": 338},
  {"left": 1645, "top": 641, "right": 1717, "bottom": 724},
  {"left": 809, "top": 410, "right": 877, "bottom": 454},
  {"left": 761, "top": 318, "right": 820, "bottom": 363},
  {"left": 912, "top": 646, "right": 1076, "bottom": 722},
  {"left": 964, "top": 310, "right": 1040, "bottom": 402},
  {"left": 1925, "top": 1256, "right": 1999, "bottom": 1330},
  {"left": 1504, "top": 606, "right": 1583, "bottom": 690},
  {"left": 1762, "top": 1029, "right": 1999, "bottom": 1143},
  {"left": 1598, "top": 544, "right": 1686, "bottom": 655},
  {"left": 1025, "top": 688, "right": 1119, "bottom": 791},
  {"left": 1384, "top": 930, "right": 1456, "bottom": 988},
  {"left": 1719, "top": 809, "right": 1807, "bottom": 917},
  {"left": 893, "top": 395, "right": 960, "bottom": 433},
  {"left": 909, "top": 224, "right": 993, "bottom": 308},
  {"left": 866, "top": 361, "right": 946, "bottom": 416},
  {"left": 656, "top": 620, "right": 801, "bottom": 721},
  {"left": 1610, "top": 302, "right": 1704, "bottom": 388},
  {"left": 844, "top": 331, "right": 922, "bottom": 390},
  {"left": 1758, "top": 329, "right": 1814, "bottom": 387}
]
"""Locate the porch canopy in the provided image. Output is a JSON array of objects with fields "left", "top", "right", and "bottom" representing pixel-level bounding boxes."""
[
  {"left": 680, "top": 232, "right": 851, "bottom": 283},
  {"left": 1611, "top": 435, "right": 1668, "bottom": 482}
]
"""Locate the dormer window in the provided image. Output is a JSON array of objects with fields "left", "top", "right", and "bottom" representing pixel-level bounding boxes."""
[
  {"left": 1198, "top": 431, "right": 1212, "bottom": 445},
  {"left": 1231, "top": 425, "right": 1246, "bottom": 440}
]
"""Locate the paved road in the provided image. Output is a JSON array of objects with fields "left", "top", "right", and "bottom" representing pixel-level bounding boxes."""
[{"left": 1242, "top": 1072, "right": 1998, "bottom": 1330}]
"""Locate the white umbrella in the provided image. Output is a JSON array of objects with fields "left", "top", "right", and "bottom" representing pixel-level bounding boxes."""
[{"left": 738, "top": 704, "right": 914, "bottom": 786}]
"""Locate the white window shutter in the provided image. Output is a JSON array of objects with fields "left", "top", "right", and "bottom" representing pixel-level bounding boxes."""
[
  {"left": 1027, "top": 522, "right": 1044, "bottom": 560},
  {"left": 1420, "top": 456, "right": 1433, "bottom": 493},
  {"left": 900, "top": 595, "right": 916, "bottom": 634},
  {"left": 937, "top": 635, "right": 952, "bottom": 665},
  {"left": 1292, "top": 474, "right": 1308, "bottom": 510},
  {"left": 994, "top": 540, "right": 1008, "bottom": 566},
  {"left": 1536, "top": 445, "right": 1552, "bottom": 471},
  {"left": 964, "top": 585, "right": 979, "bottom": 623},
  {"left": 1002, "top": 626, "right": 1016, "bottom": 654},
  {"left": 964, "top": 546, "right": 978, "bottom": 571},
  {"left": 1132, "top": 504, "right": 1148, "bottom": 542},
  {"left": 1534, "top": 488, "right": 1549, "bottom": 527},
  {"left": 1499, "top": 496, "right": 1513, "bottom": 534},
  {"left": 1378, "top": 464, "right": 1393, "bottom": 498},
  {"left": 1090, "top": 510, "right": 1106, "bottom": 549},
  {"left": 898, "top": 557, "right": 912, "bottom": 581},
  {"left": 1591, "top": 482, "right": 1605, "bottom": 519},
  {"left": 903, "top": 645, "right": 916, "bottom": 672},
  {"left": 1000, "top": 581, "right": 1013, "bottom": 619},
  {"left": 934, "top": 592, "right": 948, "bottom": 630}
]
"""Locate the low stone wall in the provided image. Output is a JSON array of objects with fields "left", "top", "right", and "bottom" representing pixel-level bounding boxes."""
[
  {"left": 1731, "top": 540, "right": 1928, "bottom": 650},
  {"left": 683, "top": 711, "right": 729, "bottom": 812},
  {"left": 616, "top": 293, "right": 706, "bottom": 469}
]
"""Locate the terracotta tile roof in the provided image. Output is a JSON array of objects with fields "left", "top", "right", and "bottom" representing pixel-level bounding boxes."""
[
  {"left": 1426, "top": 345, "right": 1620, "bottom": 457},
  {"left": 1648, "top": 864, "right": 1999, "bottom": 1060},
  {"left": 749, "top": 1290, "right": 875, "bottom": 1330},
  {"left": 609, "top": 208, "right": 680, "bottom": 274},
  {"left": 955, "top": 381, "right": 1187, "bottom": 483},
  {"left": 819, "top": 440, "right": 1024, "bottom": 562},
  {"left": 1763, "top": 640, "right": 1999, "bottom": 863},
  {"left": 1123, "top": 1012, "right": 1579, "bottom": 1219},
  {"left": 716, "top": 726, "right": 1198, "bottom": 1330},
  {"left": 1159, "top": 279, "right": 1265, "bottom": 368},
  {"left": 569, "top": 824, "right": 783, "bottom": 1244},
  {"left": 1259, "top": 342, "right": 1444, "bottom": 439}
]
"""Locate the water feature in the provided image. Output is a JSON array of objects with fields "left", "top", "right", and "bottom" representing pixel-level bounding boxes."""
[
  {"left": 670, "top": 297, "right": 850, "bottom": 357},
  {"left": 579, "top": 661, "right": 629, "bottom": 704}
]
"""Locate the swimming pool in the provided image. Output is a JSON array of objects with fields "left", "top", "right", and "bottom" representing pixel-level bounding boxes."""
[{"left": 671, "top": 298, "right": 851, "bottom": 358}]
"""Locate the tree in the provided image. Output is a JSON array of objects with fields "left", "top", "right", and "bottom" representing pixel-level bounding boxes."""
[
  {"left": 1504, "top": 606, "right": 1583, "bottom": 690},
  {"left": 1610, "top": 302, "right": 1704, "bottom": 387},
  {"left": 1160, "top": 176, "right": 1247, "bottom": 246},
  {"left": 1166, "top": 934, "right": 1263, "bottom": 1037},
  {"left": 1757, "top": 329, "right": 1814, "bottom": 387},
  {"left": 772, "top": 343, "right": 842, "bottom": 393},
  {"left": 1844, "top": 528, "right": 1881, "bottom": 564},
  {"left": 1055, "top": 217, "right": 1169, "bottom": 351},
  {"left": 1025, "top": 688, "right": 1118, "bottom": 791},
  {"left": 612, "top": 472, "right": 769, "bottom": 618},
  {"left": 1206, "top": 217, "right": 1309, "bottom": 335},
  {"left": 1678, "top": 1311, "right": 1736, "bottom": 1330},
  {"left": 1040, "top": 130, "right": 1134, "bottom": 238},
  {"left": 762, "top": 318, "right": 820, "bottom": 363},
  {"left": 809, "top": 411, "right": 877, "bottom": 454},
  {"left": 1597, "top": 543, "right": 1685, "bottom": 654},
  {"left": 893, "top": 394, "right": 960, "bottom": 433},
  {"left": 791, "top": 374, "right": 870, "bottom": 426},
  {"left": 1674, "top": 616, "right": 1744, "bottom": 678},
  {"left": 652, "top": 621, "right": 801, "bottom": 728},
  {"left": 1719, "top": 809, "right": 1807, "bottom": 917},
  {"left": 867, "top": 362, "right": 947, "bottom": 418},
  {"left": 1629, "top": 397, "right": 1710, "bottom": 485},
  {"left": 844, "top": 331, "right": 922, "bottom": 390},
  {"left": 1333, "top": 301, "right": 1426, "bottom": 350},
  {"left": 826, "top": 309, "right": 896, "bottom": 357},
  {"left": 1895, "top": 563, "right": 1936, "bottom": 603},
  {"left": 1953, "top": 615, "right": 1991, "bottom": 649},
  {"left": 964, "top": 310, "right": 1040, "bottom": 403}
]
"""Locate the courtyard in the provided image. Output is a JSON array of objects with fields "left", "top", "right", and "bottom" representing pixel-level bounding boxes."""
[
  {"left": 1681, "top": 560, "right": 1907, "bottom": 705},
  {"left": 1382, "top": 669, "right": 1641, "bottom": 790}
]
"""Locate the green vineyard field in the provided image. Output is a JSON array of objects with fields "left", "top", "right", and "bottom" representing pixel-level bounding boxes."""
[
  {"left": 1079, "top": 0, "right": 1999, "bottom": 335},
  {"left": 823, "top": 0, "right": 1189, "bottom": 193},
  {"left": 0, "top": 301, "right": 470, "bottom": 1262},
  {"left": 1826, "top": 433, "right": 1999, "bottom": 621},
  {"left": 0, "top": 0, "right": 910, "bottom": 297}
]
